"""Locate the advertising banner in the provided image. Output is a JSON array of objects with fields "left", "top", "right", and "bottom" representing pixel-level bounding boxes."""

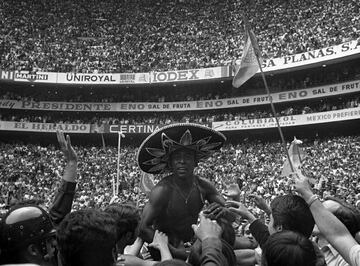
[
  {"left": 212, "top": 107, "right": 360, "bottom": 131},
  {"left": 232, "top": 39, "right": 360, "bottom": 74},
  {"left": 119, "top": 73, "right": 150, "bottom": 84},
  {"left": 150, "top": 66, "right": 228, "bottom": 83},
  {"left": 0, "top": 121, "right": 91, "bottom": 133},
  {"left": 13, "top": 71, "right": 57, "bottom": 83},
  {"left": 57, "top": 73, "right": 120, "bottom": 84},
  {"left": 0, "top": 108, "right": 358, "bottom": 134},
  {"left": 1, "top": 80, "right": 359, "bottom": 112},
  {"left": 0, "top": 70, "right": 14, "bottom": 81},
  {"left": 108, "top": 124, "right": 165, "bottom": 134}
]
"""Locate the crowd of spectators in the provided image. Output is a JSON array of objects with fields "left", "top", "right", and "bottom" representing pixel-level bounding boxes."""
[
  {"left": 1, "top": 95, "right": 359, "bottom": 125},
  {"left": 0, "top": 0, "right": 359, "bottom": 73},
  {"left": 1, "top": 135, "right": 359, "bottom": 216}
]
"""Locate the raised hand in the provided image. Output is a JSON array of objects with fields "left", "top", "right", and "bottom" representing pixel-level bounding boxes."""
[
  {"left": 148, "top": 230, "right": 172, "bottom": 261},
  {"left": 226, "top": 200, "right": 256, "bottom": 222},
  {"left": 148, "top": 230, "right": 169, "bottom": 251},
  {"left": 57, "top": 130, "right": 77, "bottom": 163},
  {"left": 292, "top": 172, "right": 313, "bottom": 200},
  {"left": 192, "top": 213, "right": 222, "bottom": 241},
  {"left": 249, "top": 194, "right": 271, "bottom": 215},
  {"left": 203, "top": 202, "right": 236, "bottom": 221}
]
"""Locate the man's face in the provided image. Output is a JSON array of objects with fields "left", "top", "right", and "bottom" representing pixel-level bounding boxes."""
[
  {"left": 170, "top": 149, "right": 196, "bottom": 179},
  {"left": 312, "top": 200, "right": 341, "bottom": 236},
  {"left": 44, "top": 235, "right": 59, "bottom": 266}
]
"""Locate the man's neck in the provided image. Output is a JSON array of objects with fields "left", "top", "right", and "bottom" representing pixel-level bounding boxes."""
[{"left": 174, "top": 174, "right": 195, "bottom": 189}]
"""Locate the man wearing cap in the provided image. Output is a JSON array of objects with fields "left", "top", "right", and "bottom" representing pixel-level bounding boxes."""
[
  {"left": 137, "top": 123, "right": 232, "bottom": 260},
  {"left": 0, "top": 204, "right": 58, "bottom": 266},
  {"left": 0, "top": 131, "right": 77, "bottom": 265}
]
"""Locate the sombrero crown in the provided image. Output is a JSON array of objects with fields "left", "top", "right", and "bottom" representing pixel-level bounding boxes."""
[{"left": 137, "top": 123, "right": 226, "bottom": 174}]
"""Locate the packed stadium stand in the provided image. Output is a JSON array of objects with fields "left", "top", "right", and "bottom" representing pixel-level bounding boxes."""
[{"left": 0, "top": 0, "right": 359, "bottom": 217}]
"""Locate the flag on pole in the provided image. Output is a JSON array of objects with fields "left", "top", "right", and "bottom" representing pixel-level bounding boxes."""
[
  {"left": 281, "top": 137, "right": 306, "bottom": 177},
  {"left": 101, "top": 133, "right": 106, "bottom": 151},
  {"left": 139, "top": 171, "right": 155, "bottom": 197},
  {"left": 232, "top": 17, "right": 263, "bottom": 88},
  {"left": 233, "top": 15, "right": 299, "bottom": 177},
  {"left": 115, "top": 131, "right": 125, "bottom": 196}
]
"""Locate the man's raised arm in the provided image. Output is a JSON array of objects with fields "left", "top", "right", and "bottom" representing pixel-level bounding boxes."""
[{"left": 49, "top": 130, "right": 77, "bottom": 226}]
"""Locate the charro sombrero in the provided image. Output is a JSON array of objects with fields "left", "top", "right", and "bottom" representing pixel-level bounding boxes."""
[{"left": 137, "top": 123, "right": 226, "bottom": 174}]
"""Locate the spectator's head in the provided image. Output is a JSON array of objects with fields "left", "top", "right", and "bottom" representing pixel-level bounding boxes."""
[
  {"left": 104, "top": 203, "right": 141, "bottom": 252},
  {"left": 313, "top": 196, "right": 360, "bottom": 237},
  {"left": 269, "top": 195, "right": 314, "bottom": 238},
  {"left": 262, "top": 230, "right": 317, "bottom": 266},
  {"left": 0, "top": 204, "right": 57, "bottom": 266},
  {"left": 56, "top": 209, "right": 117, "bottom": 266}
]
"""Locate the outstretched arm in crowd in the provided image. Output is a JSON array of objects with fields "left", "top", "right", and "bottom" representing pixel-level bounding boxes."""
[
  {"left": 124, "top": 237, "right": 145, "bottom": 256},
  {"left": 294, "top": 172, "right": 360, "bottom": 265},
  {"left": 148, "top": 230, "right": 172, "bottom": 261},
  {"left": 192, "top": 213, "right": 227, "bottom": 266},
  {"left": 226, "top": 200, "right": 270, "bottom": 248},
  {"left": 49, "top": 130, "right": 77, "bottom": 226},
  {"left": 249, "top": 194, "right": 271, "bottom": 217},
  {"left": 120, "top": 231, "right": 171, "bottom": 266},
  {"left": 201, "top": 178, "right": 236, "bottom": 222}
]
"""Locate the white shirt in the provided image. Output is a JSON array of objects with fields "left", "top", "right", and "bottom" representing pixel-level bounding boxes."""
[
  {"left": 321, "top": 244, "right": 349, "bottom": 266},
  {"left": 350, "top": 245, "right": 360, "bottom": 266}
]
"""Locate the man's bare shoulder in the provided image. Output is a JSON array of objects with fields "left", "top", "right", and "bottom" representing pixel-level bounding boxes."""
[
  {"left": 149, "top": 175, "right": 174, "bottom": 202},
  {"left": 196, "top": 176, "right": 217, "bottom": 191}
]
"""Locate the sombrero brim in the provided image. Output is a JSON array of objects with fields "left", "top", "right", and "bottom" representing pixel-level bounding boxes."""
[{"left": 137, "top": 123, "right": 226, "bottom": 174}]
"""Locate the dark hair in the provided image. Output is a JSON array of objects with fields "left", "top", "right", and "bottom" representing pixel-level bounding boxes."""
[
  {"left": 216, "top": 217, "right": 235, "bottom": 247},
  {"left": 324, "top": 196, "right": 360, "bottom": 236},
  {"left": 270, "top": 195, "right": 315, "bottom": 238},
  {"left": 262, "top": 230, "right": 317, "bottom": 266},
  {"left": 187, "top": 238, "right": 236, "bottom": 266},
  {"left": 56, "top": 209, "right": 117, "bottom": 266},
  {"left": 104, "top": 203, "right": 141, "bottom": 241},
  {"left": 155, "top": 259, "right": 191, "bottom": 266}
]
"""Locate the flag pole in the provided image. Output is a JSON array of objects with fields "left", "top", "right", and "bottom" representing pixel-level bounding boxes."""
[
  {"left": 243, "top": 17, "right": 296, "bottom": 174},
  {"left": 101, "top": 133, "right": 106, "bottom": 151},
  {"left": 294, "top": 138, "right": 303, "bottom": 165},
  {"left": 116, "top": 131, "right": 122, "bottom": 196},
  {"left": 254, "top": 55, "right": 295, "bottom": 173}
]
